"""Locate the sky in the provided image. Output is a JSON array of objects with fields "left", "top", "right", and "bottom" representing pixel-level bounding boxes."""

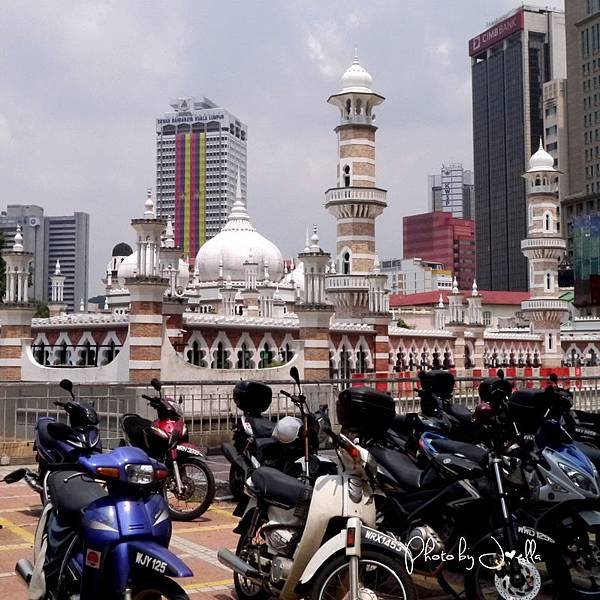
[{"left": 0, "top": 0, "right": 565, "bottom": 296}]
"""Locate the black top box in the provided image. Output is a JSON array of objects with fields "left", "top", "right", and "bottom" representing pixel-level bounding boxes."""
[
  {"left": 233, "top": 380, "right": 273, "bottom": 415},
  {"left": 337, "top": 386, "right": 396, "bottom": 437},
  {"left": 507, "top": 388, "right": 551, "bottom": 433},
  {"left": 419, "top": 370, "right": 455, "bottom": 398}
]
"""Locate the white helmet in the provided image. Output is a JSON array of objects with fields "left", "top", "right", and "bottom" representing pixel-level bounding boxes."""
[{"left": 272, "top": 416, "right": 302, "bottom": 444}]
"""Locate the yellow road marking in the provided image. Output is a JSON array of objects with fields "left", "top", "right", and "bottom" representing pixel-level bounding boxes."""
[
  {"left": 184, "top": 578, "right": 233, "bottom": 590},
  {"left": 0, "top": 543, "right": 30, "bottom": 551},
  {"left": 174, "top": 523, "right": 237, "bottom": 534},
  {"left": 207, "top": 506, "right": 236, "bottom": 519},
  {"left": 0, "top": 518, "right": 35, "bottom": 543}
]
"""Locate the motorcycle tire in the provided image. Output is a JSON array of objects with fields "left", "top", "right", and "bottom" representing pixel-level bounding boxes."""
[
  {"left": 308, "top": 548, "right": 417, "bottom": 600},
  {"left": 233, "top": 513, "right": 270, "bottom": 600},
  {"left": 130, "top": 572, "right": 190, "bottom": 599},
  {"left": 165, "top": 457, "right": 215, "bottom": 521},
  {"left": 229, "top": 463, "right": 246, "bottom": 501}
]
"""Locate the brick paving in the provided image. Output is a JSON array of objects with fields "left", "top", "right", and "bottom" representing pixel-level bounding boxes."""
[{"left": 0, "top": 459, "right": 552, "bottom": 599}]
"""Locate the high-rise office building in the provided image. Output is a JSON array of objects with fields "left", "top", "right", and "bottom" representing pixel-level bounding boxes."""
[
  {"left": 403, "top": 212, "right": 476, "bottom": 291},
  {"left": 44, "top": 213, "right": 89, "bottom": 312},
  {"left": 470, "top": 7, "right": 566, "bottom": 291},
  {"left": 156, "top": 96, "right": 247, "bottom": 258},
  {"left": 428, "top": 163, "right": 475, "bottom": 219},
  {"left": 0, "top": 206, "right": 89, "bottom": 312}
]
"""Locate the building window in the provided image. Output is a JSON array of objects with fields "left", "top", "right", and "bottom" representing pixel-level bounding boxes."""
[
  {"left": 483, "top": 311, "right": 491, "bottom": 326},
  {"left": 546, "top": 272, "right": 552, "bottom": 291},
  {"left": 342, "top": 251, "right": 351, "bottom": 275},
  {"left": 343, "top": 164, "right": 350, "bottom": 187}
]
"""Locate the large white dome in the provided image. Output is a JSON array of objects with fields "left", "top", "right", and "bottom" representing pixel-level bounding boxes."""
[{"left": 195, "top": 180, "right": 283, "bottom": 282}]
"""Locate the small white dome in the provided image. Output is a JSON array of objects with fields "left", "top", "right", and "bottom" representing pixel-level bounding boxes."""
[
  {"left": 527, "top": 140, "right": 556, "bottom": 172},
  {"left": 195, "top": 174, "right": 283, "bottom": 282},
  {"left": 341, "top": 55, "right": 373, "bottom": 93},
  {"left": 117, "top": 252, "right": 189, "bottom": 289}
]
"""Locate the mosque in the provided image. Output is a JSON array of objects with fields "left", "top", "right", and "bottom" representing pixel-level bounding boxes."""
[{"left": 0, "top": 55, "right": 595, "bottom": 385}]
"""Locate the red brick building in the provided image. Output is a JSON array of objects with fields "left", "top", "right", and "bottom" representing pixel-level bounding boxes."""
[{"left": 403, "top": 212, "right": 476, "bottom": 290}]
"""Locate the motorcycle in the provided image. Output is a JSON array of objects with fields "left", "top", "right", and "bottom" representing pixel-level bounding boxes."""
[
  {"left": 218, "top": 383, "right": 417, "bottom": 600},
  {"left": 120, "top": 378, "right": 215, "bottom": 521},
  {"left": 223, "top": 367, "right": 335, "bottom": 500},
  {"left": 4, "top": 378, "right": 101, "bottom": 503},
  {"left": 4, "top": 445, "right": 192, "bottom": 599}
]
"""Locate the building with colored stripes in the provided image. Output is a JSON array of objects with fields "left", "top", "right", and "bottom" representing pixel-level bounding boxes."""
[{"left": 156, "top": 96, "right": 247, "bottom": 259}]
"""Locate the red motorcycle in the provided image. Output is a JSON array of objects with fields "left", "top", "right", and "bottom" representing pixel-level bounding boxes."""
[{"left": 121, "top": 378, "right": 215, "bottom": 521}]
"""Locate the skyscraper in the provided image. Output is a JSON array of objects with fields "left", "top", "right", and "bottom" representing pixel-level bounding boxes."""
[
  {"left": 156, "top": 97, "right": 247, "bottom": 259},
  {"left": 44, "top": 213, "right": 89, "bottom": 312},
  {"left": 470, "top": 7, "right": 566, "bottom": 291},
  {"left": 428, "top": 163, "right": 474, "bottom": 219}
]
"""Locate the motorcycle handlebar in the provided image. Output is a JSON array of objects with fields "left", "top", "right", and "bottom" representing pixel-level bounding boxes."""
[
  {"left": 54, "top": 401, "right": 67, "bottom": 408},
  {"left": 141, "top": 394, "right": 156, "bottom": 402}
]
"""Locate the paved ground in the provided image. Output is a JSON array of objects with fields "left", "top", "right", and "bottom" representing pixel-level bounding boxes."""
[{"left": 0, "top": 457, "right": 550, "bottom": 599}]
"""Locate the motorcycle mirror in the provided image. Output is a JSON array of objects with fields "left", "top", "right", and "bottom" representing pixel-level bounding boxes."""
[
  {"left": 150, "top": 378, "right": 162, "bottom": 392},
  {"left": 178, "top": 395, "right": 184, "bottom": 405},
  {"left": 497, "top": 369, "right": 504, "bottom": 380},
  {"left": 549, "top": 373, "right": 558, "bottom": 384},
  {"left": 3, "top": 468, "right": 26, "bottom": 484},
  {"left": 59, "top": 379, "right": 75, "bottom": 399},
  {"left": 290, "top": 366, "right": 300, "bottom": 387}
]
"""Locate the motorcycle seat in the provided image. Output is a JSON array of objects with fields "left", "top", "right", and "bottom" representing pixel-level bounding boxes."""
[
  {"left": 426, "top": 438, "right": 488, "bottom": 466},
  {"left": 246, "top": 416, "right": 276, "bottom": 438},
  {"left": 248, "top": 466, "right": 312, "bottom": 509},
  {"left": 445, "top": 403, "right": 473, "bottom": 426},
  {"left": 254, "top": 436, "right": 280, "bottom": 462},
  {"left": 370, "top": 446, "right": 424, "bottom": 490},
  {"left": 122, "top": 414, "right": 153, "bottom": 448},
  {"left": 47, "top": 470, "right": 107, "bottom": 526}
]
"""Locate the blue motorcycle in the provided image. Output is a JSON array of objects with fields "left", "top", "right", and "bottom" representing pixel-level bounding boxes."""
[{"left": 6, "top": 445, "right": 193, "bottom": 599}]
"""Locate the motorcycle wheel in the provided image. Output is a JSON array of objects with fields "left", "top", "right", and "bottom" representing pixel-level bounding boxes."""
[
  {"left": 229, "top": 463, "right": 246, "bottom": 501},
  {"left": 165, "top": 457, "right": 215, "bottom": 521},
  {"left": 130, "top": 572, "right": 190, "bottom": 599},
  {"left": 233, "top": 512, "right": 270, "bottom": 600},
  {"left": 308, "top": 549, "right": 417, "bottom": 600},
  {"left": 463, "top": 531, "right": 556, "bottom": 600}
]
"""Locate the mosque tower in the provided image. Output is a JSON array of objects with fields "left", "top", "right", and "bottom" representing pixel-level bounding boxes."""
[
  {"left": 521, "top": 141, "right": 569, "bottom": 367},
  {"left": 325, "top": 53, "right": 387, "bottom": 320}
]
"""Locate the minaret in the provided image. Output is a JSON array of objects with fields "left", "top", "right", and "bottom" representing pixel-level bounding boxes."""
[
  {"left": 49, "top": 260, "right": 66, "bottom": 315},
  {"left": 325, "top": 53, "right": 387, "bottom": 320},
  {"left": 0, "top": 227, "right": 36, "bottom": 380},
  {"left": 521, "top": 141, "right": 569, "bottom": 367}
]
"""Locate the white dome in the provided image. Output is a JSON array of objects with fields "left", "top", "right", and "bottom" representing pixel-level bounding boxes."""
[
  {"left": 527, "top": 140, "right": 556, "bottom": 172},
  {"left": 341, "top": 55, "right": 373, "bottom": 93},
  {"left": 117, "top": 252, "right": 189, "bottom": 289},
  {"left": 195, "top": 178, "right": 283, "bottom": 282}
]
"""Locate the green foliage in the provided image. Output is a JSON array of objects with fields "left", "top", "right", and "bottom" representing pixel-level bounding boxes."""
[
  {"left": 396, "top": 318, "right": 412, "bottom": 329},
  {"left": 34, "top": 302, "right": 49, "bottom": 318},
  {"left": 0, "top": 232, "right": 5, "bottom": 301}
]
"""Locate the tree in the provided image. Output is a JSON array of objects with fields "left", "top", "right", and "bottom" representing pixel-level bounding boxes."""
[
  {"left": 0, "top": 231, "right": 5, "bottom": 301},
  {"left": 396, "top": 318, "right": 412, "bottom": 329},
  {"left": 34, "top": 302, "right": 49, "bottom": 318}
]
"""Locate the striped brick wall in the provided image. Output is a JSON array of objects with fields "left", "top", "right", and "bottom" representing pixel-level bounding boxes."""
[{"left": 0, "top": 308, "right": 35, "bottom": 381}]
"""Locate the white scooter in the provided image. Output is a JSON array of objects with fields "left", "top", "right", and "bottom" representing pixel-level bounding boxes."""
[{"left": 217, "top": 374, "right": 417, "bottom": 600}]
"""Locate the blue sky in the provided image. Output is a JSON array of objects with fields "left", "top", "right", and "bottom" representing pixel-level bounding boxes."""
[{"left": 0, "top": 0, "right": 564, "bottom": 294}]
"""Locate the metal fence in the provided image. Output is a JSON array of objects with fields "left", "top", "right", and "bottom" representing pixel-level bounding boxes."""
[{"left": 2, "top": 375, "right": 600, "bottom": 450}]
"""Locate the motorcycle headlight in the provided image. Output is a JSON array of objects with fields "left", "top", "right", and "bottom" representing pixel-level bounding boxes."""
[
  {"left": 558, "top": 461, "right": 596, "bottom": 492},
  {"left": 125, "top": 463, "right": 155, "bottom": 485}
]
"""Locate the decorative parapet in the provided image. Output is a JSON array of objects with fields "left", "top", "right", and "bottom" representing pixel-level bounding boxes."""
[
  {"left": 388, "top": 327, "right": 454, "bottom": 338},
  {"left": 32, "top": 313, "right": 129, "bottom": 329},
  {"left": 331, "top": 321, "right": 375, "bottom": 333},
  {"left": 183, "top": 312, "right": 299, "bottom": 330}
]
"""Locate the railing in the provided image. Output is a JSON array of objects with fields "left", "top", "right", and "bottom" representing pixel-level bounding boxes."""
[
  {"left": 30, "top": 343, "right": 124, "bottom": 368},
  {"left": 325, "top": 275, "right": 371, "bottom": 290},
  {"left": 2, "top": 376, "right": 600, "bottom": 449},
  {"left": 520, "top": 238, "right": 566, "bottom": 250},
  {"left": 521, "top": 299, "right": 570, "bottom": 311},
  {"left": 324, "top": 187, "right": 387, "bottom": 204}
]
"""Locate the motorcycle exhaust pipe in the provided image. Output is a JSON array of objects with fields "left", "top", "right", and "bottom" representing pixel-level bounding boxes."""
[
  {"left": 15, "top": 559, "right": 33, "bottom": 584},
  {"left": 217, "top": 549, "right": 261, "bottom": 581}
]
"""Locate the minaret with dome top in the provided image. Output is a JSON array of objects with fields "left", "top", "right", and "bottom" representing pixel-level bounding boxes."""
[
  {"left": 325, "top": 52, "right": 388, "bottom": 320},
  {"left": 521, "top": 140, "right": 569, "bottom": 367}
]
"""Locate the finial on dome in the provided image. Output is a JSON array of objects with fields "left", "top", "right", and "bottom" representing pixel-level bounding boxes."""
[
  {"left": 264, "top": 260, "right": 270, "bottom": 282},
  {"left": 79, "top": 298, "right": 85, "bottom": 312},
  {"left": 309, "top": 225, "right": 320, "bottom": 252},
  {"left": 54, "top": 259, "right": 61, "bottom": 275},
  {"left": 472, "top": 279, "right": 479, "bottom": 297},
  {"left": 330, "top": 258, "right": 337, "bottom": 274},
  {"left": 164, "top": 219, "right": 175, "bottom": 248},
  {"left": 218, "top": 257, "right": 224, "bottom": 279},
  {"left": 452, "top": 276, "right": 459, "bottom": 294},
  {"left": 354, "top": 47, "right": 359, "bottom": 62},
  {"left": 13, "top": 225, "right": 23, "bottom": 252},
  {"left": 104, "top": 297, "right": 109, "bottom": 311},
  {"left": 226, "top": 274, "right": 232, "bottom": 288},
  {"left": 144, "top": 188, "right": 155, "bottom": 218},
  {"left": 438, "top": 294, "right": 444, "bottom": 308},
  {"left": 304, "top": 226, "right": 310, "bottom": 253}
]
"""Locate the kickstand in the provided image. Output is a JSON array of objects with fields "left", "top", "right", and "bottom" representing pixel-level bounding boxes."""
[{"left": 437, "top": 573, "right": 464, "bottom": 599}]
